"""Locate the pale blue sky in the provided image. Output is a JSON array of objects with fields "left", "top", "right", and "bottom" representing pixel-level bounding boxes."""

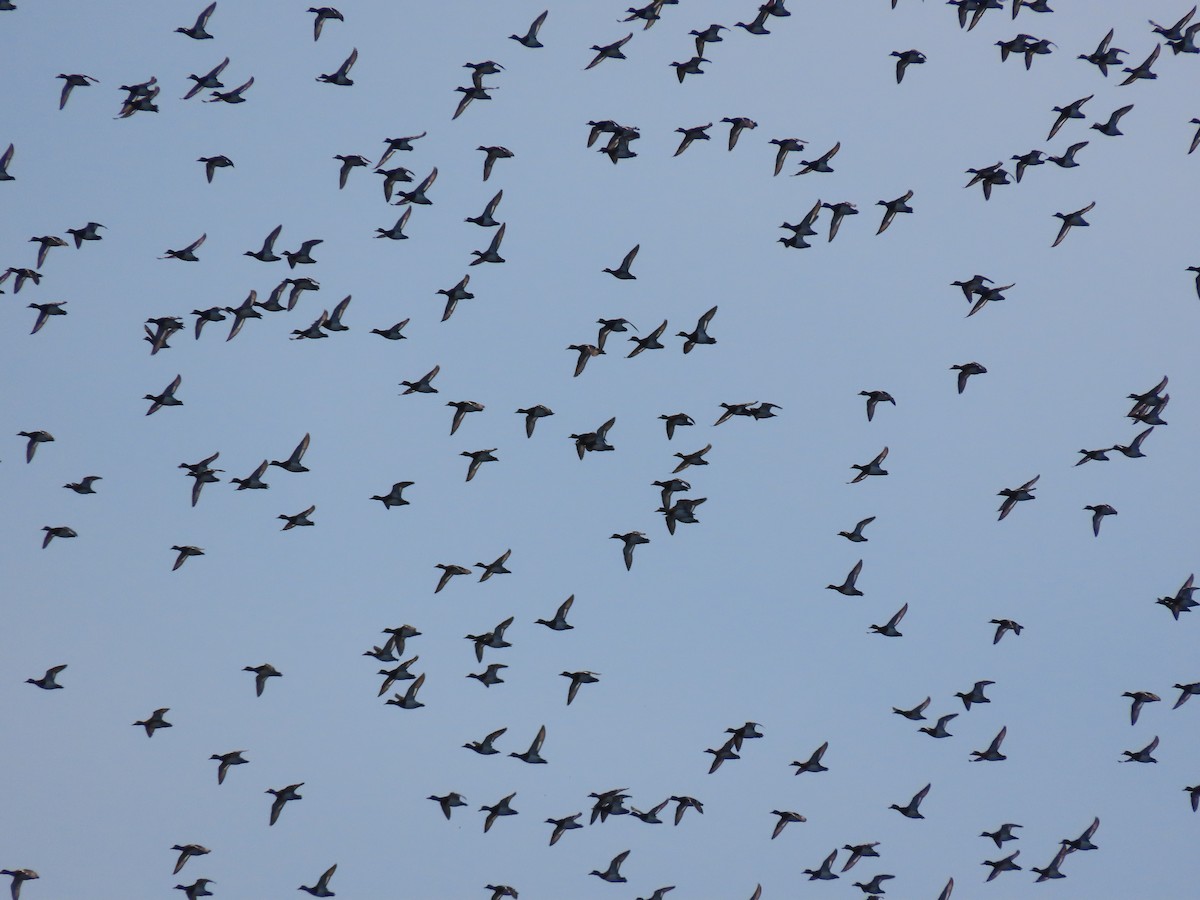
[{"left": 2, "top": 1, "right": 1198, "bottom": 897}]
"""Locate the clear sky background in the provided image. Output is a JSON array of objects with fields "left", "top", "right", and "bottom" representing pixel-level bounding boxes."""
[{"left": 2, "top": 1, "right": 1198, "bottom": 897}]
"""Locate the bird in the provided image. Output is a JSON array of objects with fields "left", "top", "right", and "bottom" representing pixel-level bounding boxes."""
[
  {"left": 176, "top": 2, "right": 217, "bottom": 39},
  {"left": 18, "top": 430, "right": 54, "bottom": 463},
  {"left": 626, "top": 797, "right": 666, "bottom": 823},
  {"left": 794, "top": 142, "right": 841, "bottom": 175},
  {"left": 791, "top": 741, "right": 830, "bottom": 774},
  {"left": 770, "top": 138, "right": 807, "bottom": 175},
  {"left": 1078, "top": 27, "right": 1126, "bottom": 76},
  {"left": 376, "top": 656, "right": 419, "bottom": 696},
  {"left": 689, "top": 23, "right": 727, "bottom": 55},
  {"left": 392, "top": 168, "right": 436, "bottom": 206},
  {"left": 735, "top": 7, "right": 772, "bottom": 35},
  {"left": 628, "top": 320, "right": 668, "bottom": 357},
  {"left": 375, "top": 208, "right": 412, "bottom": 241},
  {"left": 721, "top": 117, "right": 757, "bottom": 150},
  {"left": 983, "top": 850, "right": 1022, "bottom": 881},
  {"left": 462, "top": 449, "right": 498, "bottom": 482},
  {"left": 604, "top": 244, "right": 640, "bottom": 279},
  {"left": 919, "top": 713, "right": 958, "bottom": 738},
  {"left": 1190, "top": 119, "right": 1200, "bottom": 154},
  {"left": 244, "top": 663, "right": 282, "bottom": 697},
  {"left": 57, "top": 72, "right": 99, "bottom": 109},
  {"left": 1085, "top": 504, "right": 1118, "bottom": 536},
  {"left": 515, "top": 404, "right": 554, "bottom": 438},
  {"left": 803, "top": 849, "right": 839, "bottom": 880},
  {"left": 705, "top": 738, "right": 740, "bottom": 773},
  {"left": 28, "top": 302, "right": 67, "bottom": 335},
  {"left": 299, "top": 864, "right": 337, "bottom": 897},
  {"left": 822, "top": 201, "right": 858, "bottom": 241},
  {"left": 478, "top": 145, "right": 513, "bottom": 181},
  {"left": 510, "top": 10, "right": 548, "bottom": 47},
  {"left": 40, "top": 525, "right": 77, "bottom": 548},
  {"left": 317, "top": 47, "right": 358, "bottom": 85},
  {"left": 590, "top": 849, "right": 630, "bottom": 883},
  {"left": 860, "top": 390, "right": 895, "bottom": 422},
  {"left": 1120, "top": 43, "right": 1161, "bottom": 85},
  {"left": 849, "top": 447, "right": 889, "bottom": 483},
  {"left": 464, "top": 727, "right": 507, "bottom": 755},
  {"left": 997, "top": 475, "right": 1039, "bottom": 521},
  {"left": 1032, "top": 846, "right": 1071, "bottom": 882},
  {"left": 1121, "top": 735, "right": 1160, "bottom": 763},
  {"left": 1063, "top": 816, "right": 1101, "bottom": 851},
  {"left": 446, "top": 401, "right": 484, "bottom": 436},
  {"left": 171, "top": 545, "right": 204, "bottom": 570},
  {"left": 309, "top": 7, "right": 343, "bottom": 40},
  {"left": 245, "top": 224, "right": 283, "bottom": 261},
  {"left": 1093, "top": 104, "right": 1134, "bottom": 136},
  {"left": 1049, "top": 141, "right": 1088, "bottom": 168},
  {"left": 956, "top": 680, "right": 995, "bottom": 709},
  {"left": 870, "top": 603, "right": 908, "bottom": 637},
  {"left": 1048, "top": 95, "right": 1092, "bottom": 139},
  {"left": 480, "top": 793, "right": 518, "bottom": 832},
  {"left": 145, "top": 374, "right": 183, "bottom": 415},
  {"left": 206, "top": 75, "right": 253, "bottom": 104},
  {"left": 990, "top": 619, "right": 1023, "bottom": 643},
  {"left": 672, "top": 443, "right": 711, "bottom": 473},
  {"left": 400, "top": 365, "right": 440, "bottom": 394},
  {"left": 561, "top": 671, "right": 600, "bottom": 705},
  {"left": 29, "top": 234, "right": 67, "bottom": 267},
  {"left": 890, "top": 783, "right": 931, "bottom": 818},
  {"left": 466, "top": 190, "right": 504, "bottom": 227},
  {"left": 964, "top": 161, "right": 1010, "bottom": 199},
  {"left": 891, "top": 49, "right": 926, "bottom": 82},
  {"left": 509, "top": 725, "right": 548, "bottom": 763},
  {"left": 1119, "top": 689, "right": 1162, "bottom": 727},
  {"left": 269, "top": 433, "right": 311, "bottom": 473},
  {"left": 585, "top": 33, "right": 633, "bottom": 70},
  {"left": 194, "top": 155, "right": 234, "bottom": 184},
  {"left": 658, "top": 413, "right": 694, "bottom": 439},
  {"left": 371, "top": 320, "right": 410, "bottom": 341},
  {"left": 876, "top": 191, "right": 913, "bottom": 233},
  {"left": 476, "top": 550, "right": 512, "bottom": 582},
  {"left": 371, "top": 481, "right": 413, "bottom": 509},
  {"left": 536, "top": 595, "right": 575, "bottom": 631},
  {"left": 161, "top": 233, "right": 207, "bottom": 262},
  {"left": 26, "top": 665, "right": 67, "bottom": 689},
  {"left": 133, "top": 707, "right": 172, "bottom": 737},
  {"left": 385, "top": 672, "right": 427, "bottom": 709},
  {"left": 278, "top": 505, "right": 316, "bottom": 530},
  {"left": 670, "top": 795, "right": 703, "bottom": 825},
  {"left": 434, "top": 563, "right": 471, "bottom": 594},
  {"left": 283, "top": 239, "right": 323, "bottom": 268},
  {"left": 827, "top": 560, "right": 864, "bottom": 596},
  {"left": 64, "top": 475, "right": 102, "bottom": 494},
  {"left": 452, "top": 84, "right": 496, "bottom": 120},
  {"left": 377, "top": 132, "right": 426, "bottom": 167},
  {"left": 171, "top": 845, "right": 210, "bottom": 876},
  {"left": 771, "top": 810, "right": 807, "bottom": 838},
  {"left": 1112, "top": 426, "right": 1153, "bottom": 458},
  {"left": 971, "top": 725, "right": 1008, "bottom": 761},
  {"left": 438, "top": 275, "right": 474, "bottom": 321},
  {"left": 840, "top": 843, "right": 881, "bottom": 872},
  {"left": 174, "top": 879, "right": 215, "bottom": 899},
  {"left": 1011, "top": 149, "right": 1045, "bottom": 182},
  {"left": 1173, "top": 681, "right": 1200, "bottom": 708},
  {"left": 951, "top": 362, "right": 987, "bottom": 393},
  {"left": 677, "top": 306, "right": 717, "bottom": 353},
  {"left": 893, "top": 696, "right": 930, "bottom": 720},
  {"left": 610, "top": 532, "right": 649, "bottom": 570},
  {"left": 854, "top": 874, "right": 896, "bottom": 894},
  {"left": 486, "top": 886, "right": 518, "bottom": 900},
  {"left": 210, "top": 750, "right": 247, "bottom": 784},
  {"left": 673, "top": 123, "right": 712, "bottom": 155},
  {"left": 0, "top": 143, "right": 12, "bottom": 181},
  {"left": 266, "top": 783, "right": 304, "bottom": 825},
  {"left": 469, "top": 222, "right": 506, "bottom": 265},
  {"left": 543, "top": 812, "right": 583, "bottom": 847},
  {"left": 429, "top": 792, "right": 467, "bottom": 820},
  {"left": 981, "top": 822, "right": 1023, "bottom": 848}
]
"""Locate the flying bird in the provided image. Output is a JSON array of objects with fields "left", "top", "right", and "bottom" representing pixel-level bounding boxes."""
[{"left": 176, "top": 2, "right": 217, "bottom": 39}]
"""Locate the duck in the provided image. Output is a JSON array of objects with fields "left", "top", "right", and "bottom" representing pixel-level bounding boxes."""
[
  {"left": 510, "top": 10, "right": 548, "bottom": 47},
  {"left": 18, "top": 430, "right": 54, "bottom": 462},
  {"left": 509, "top": 725, "right": 547, "bottom": 763},
  {"left": 735, "top": 7, "right": 771, "bottom": 34},
  {"left": 278, "top": 505, "right": 316, "bottom": 530},
  {"left": 0, "top": 143, "right": 11, "bottom": 181},
  {"left": 951, "top": 361, "right": 987, "bottom": 394},
  {"left": 29, "top": 234, "right": 67, "bottom": 267},
  {"left": 198, "top": 155, "right": 233, "bottom": 183},
  {"left": 266, "top": 783, "right": 304, "bottom": 825},
  {"left": 206, "top": 76, "right": 254, "bottom": 104},
  {"left": 854, "top": 875, "right": 895, "bottom": 894},
  {"left": 64, "top": 475, "right": 102, "bottom": 494},
  {"left": 29, "top": 302, "right": 67, "bottom": 334},
  {"left": 174, "top": 879, "right": 215, "bottom": 899},
  {"left": 658, "top": 413, "right": 693, "bottom": 439},
  {"left": 956, "top": 679, "right": 995, "bottom": 709},
  {"left": 375, "top": 208, "right": 412, "bottom": 240},
  {"left": 1, "top": 869, "right": 38, "bottom": 898},
  {"left": 919, "top": 713, "right": 958, "bottom": 738},
  {"left": 1119, "top": 43, "right": 1161, "bottom": 84},
  {"left": 981, "top": 822, "right": 1023, "bottom": 847},
  {"left": 653, "top": 478, "right": 690, "bottom": 510},
  {"left": 438, "top": 275, "right": 474, "bottom": 321},
  {"left": 394, "top": 166, "right": 437, "bottom": 205},
  {"left": 610, "top": 532, "right": 649, "bottom": 570},
  {"left": 670, "top": 56, "right": 709, "bottom": 82},
  {"left": 546, "top": 812, "right": 583, "bottom": 845},
  {"left": 400, "top": 365, "right": 440, "bottom": 394},
  {"left": 794, "top": 141, "right": 841, "bottom": 175},
  {"left": 478, "top": 146, "right": 513, "bottom": 182},
  {"left": 585, "top": 33, "right": 633, "bottom": 69},
  {"left": 371, "top": 319, "right": 410, "bottom": 341},
  {"left": 26, "top": 664, "right": 67, "bottom": 689},
  {"left": 659, "top": 496, "right": 705, "bottom": 535},
  {"left": 1092, "top": 104, "right": 1134, "bottom": 136},
  {"left": 689, "top": 24, "right": 727, "bottom": 55},
  {"left": 371, "top": 481, "right": 413, "bottom": 509},
  {"left": 66, "top": 221, "right": 104, "bottom": 247},
  {"left": 243, "top": 663, "right": 281, "bottom": 697},
  {"left": 1048, "top": 94, "right": 1092, "bottom": 139},
  {"left": 171, "top": 545, "right": 205, "bottom": 570},
  {"left": 309, "top": 7, "right": 343, "bottom": 40},
  {"left": 1112, "top": 426, "right": 1153, "bottom": 458},
  {"left": 860, "top": 391, "right": 895, "bottom": 422},
  {"left": 627, "top": 797, "right": 665, "bottom": 823},
  {"left": 516, "top": 404, "right": 554, "bottom": 437},
  {"left": 970, "top": 725, "right": 1008, "bottom": 761},
  {"left": 1078, "top": 28, "right": 1126, "bottom": 76},
  {"left": 604, "top": 244, "right": 640, "bottom": 279},
  {"left": 561, "top": 671, "right": 600, "bottom": 705},
  {"left": 983, "top": 851, "right": 1021, "bottom": 881},
  {"left": 869, "top": 603, "right": 908, "bottom": 637},
  {"left": 721, "top": 117, "right": 757, "bottom": 150},
  {"left": 161, "top": 233, "right": 206, "bottom": 262},
  {"left": 1011, "top": 149, "right": 1045, "bottom": 182},
  {"left": 269, "top": 433, "right": 311, "bottom": 473},
  {"left": 997, "top": 475, "right": 1038, "bottom": 521},
  {"left": 299, "top": 864, "right": 337, "bottom": 897},
  {"left": 176, "top": 2, "right": 216, "bottom": 39},
  {"left": 377, "top": 656, "right": 419, "bottom": 696},
  {"left": 840, "top": 843, "right": 880, "bottom": 872},
  {"left": 1075, "top": 447, "right": 1113, "bottom": 465},
  {"left": 670, "top": 795, "right": 703, "bottom": 825},
  {"left": 802, "top": 849, "right": 839, "bottom": 880},
  {"left": 677, "top": 306, "right": 717, "bottom": 352},
  {"left": 317, "top": 48, "right": 357, "bottom": 85},
  {"left": 1032, "top": 847, "right": 1070, "bottom": 882},
  {"left": 570, "top": 417, "right": 616, "bottom": 457},
  {"left": 466, "top": 190, "right": 503, "bottom": 227},
  {"left": 1173, "top": 681, "right": 1200, "bottom": 708},
  {"left": 990, "top": 618, "right": 1023, "bottom": 643},
  {"left": 706, "top": 738, "right": 740, "bottom": 773},
  {"left": 282, "top": 238, "right": 322, "bottom": 268},
  {"left": 1121, "top": 735, "right": 1160, "bottom": 763},
  {"left": 133, "top": 708, "right": 172, "bottom": 737},
  {"left": 826, "top": 559, "right": 864, "bottom": 596},
  {"left": 770, "top": 138, "right": 808, "bottom": 175},
  {"left": 377, "top": 131, "right": 425, "bottom": 167},
  {"left": 1049, "top": 141, "right": 1088, "bottom": 167},
  {"left": 56, "top": 72, "right": 98, "bottom": 109},
  {"left": 291, "top": 311, "right": 328, "bottom": 339},
  {"left": 429, "top": 791, "right": 467, "bottom": 819},
  {"left": 876, "top": 191, "right": 913, "bottom": 234},
  {"left": 672, "top": 442, "right": 711, "bottom": 473},
  {"left": 535, "top": 595, "right": 575, "bottom": 631},
  {"left": 891, "top": 49, "right": 926, "bottom": 82},
  {"left": 245, "top": 224, "right": 283, "bottom": 261},
  {"left": 849, "top": 446, "right": 889, "bottom": 483},
  {"left": 964, "top": 161, "right": 1010, "bottom": 199},
  {"left": 434, "top": 563, "right": 471, "bottom": 593},
  {"left": 673, "top": 124, "right": 710, "bottom": 156},
  {"left": 481, "top": 793, "right": 518, "bottom": 832},
  {"left": 41, "top": 525, "right": 77, "bottom": 548},
  {"left": 791, "top": 741, "right": 830, "bottom": 774},
  {"left": 892, "top": 696, "right": 930, "bottom": 720},
  {"left": 465, "top": 617, "right": 513, "bottom": 662},
  {"left": 386, "top": 673, "right": 426, "bottom": 709},
  {"left": 462, "top": 449, "right": 498, "bottom": 482},
  {"left": 210, "top": 750, "right": 248, "bottom": 784},
  {"left": 464, "top": 727, "right": 507, "bottom": 755},
  {"left": 476, "top": 550, "right": 512, "bottom": 582},
  {"left": 890, "top": 783, "right": 931, "bottom": 818},
  {"left": 171, "top": 845, "right": 210, "bottom": 875},
  {"left": 322, "top": 295, "right": 350, "bottom": 330},
  {"left": 822, "top": 201, "right": 858, "bottom": 240},
  {"left": 1085, "top": 504, "right": 1117, "bottom": 536},
  {"left": 469, "top": 222, "right": 506, "bottom": 265},
  {"left": 452, "top": 84, "right": 496, "bottom": 120}
]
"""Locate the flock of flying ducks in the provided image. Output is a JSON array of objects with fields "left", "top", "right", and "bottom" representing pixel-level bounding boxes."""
[{"left": 4, "top": 0, "right": 1200, "bottom": 898}]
